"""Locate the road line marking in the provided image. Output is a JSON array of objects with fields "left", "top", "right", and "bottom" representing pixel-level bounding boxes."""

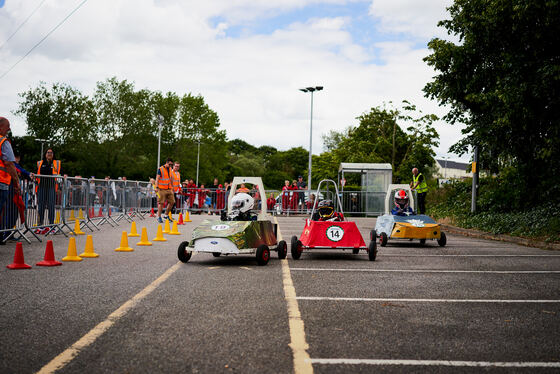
[
  {"left": 290, "top": 268, "right": 560, "bottom": 274},
  {"left": 37, "top": 262, "right": 182, "bottom": 374},
  {"left": 297, "top": 297, "right": 560, "bottom": 303},
  {"left": 310, "top": 358, "right": 560, "bottom": 368},
  {"left": 378, "top": 254, "right": 560, "bottom": 257},
  {"left": 275, "top": 217, "right": 313, "bottom": 374}
]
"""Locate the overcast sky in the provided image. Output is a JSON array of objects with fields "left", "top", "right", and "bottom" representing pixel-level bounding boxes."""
[{"left": 0, "top": 0, "right": 468, "bottom": 161}]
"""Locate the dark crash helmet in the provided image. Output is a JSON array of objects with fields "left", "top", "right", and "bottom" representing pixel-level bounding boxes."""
[
  {"left": 317, "top": 199, "right": 335, "bottom": 219},
  {"left": 394, "top": 189, "right": 409, "bottom": 210}
]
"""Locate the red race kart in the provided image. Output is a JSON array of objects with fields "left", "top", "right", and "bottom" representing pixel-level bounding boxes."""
[{"left": 290, "top": 179, "right": 377, "bottom": 261}]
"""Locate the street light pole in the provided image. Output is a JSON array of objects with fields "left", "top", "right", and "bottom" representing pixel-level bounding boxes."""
[
  {"left": 196, "top": 139, "right": 201, "bottom": 186},
  {"left": 299, "top": 86, "right": 323, "bottom": 193},
  {"left": 157, "top": 114, "right": 163, "bottom": 171},
  {"left": 35, "top": 138, "right": 48, "bottom": 159}
]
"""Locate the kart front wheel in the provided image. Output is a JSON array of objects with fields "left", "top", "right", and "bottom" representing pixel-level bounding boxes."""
[
  {"left": 177, "top": 241, "right": 192, "bottom": 263},
  {"left": 438, "top": 232, "right": 447, "bottom": 247},
  {"left": 368, "top": 240, "right": 377, "bottom": 261},
  {"left": 212, "top": 252, "right": 221, "bottom": 257},
  {"left": 256, "top": 244, "right": 270, "bottom": 266},
  {"left": 277, "top": 240, "right": 287, "bottom": 259},
  {"left": 291, "top": 236, "right": 302, "bottom": 260},
  {"left": 379, "top": 232, "right": 388, "bottom": 247}
]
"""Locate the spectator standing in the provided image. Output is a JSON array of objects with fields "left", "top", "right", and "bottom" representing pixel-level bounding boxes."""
[
  {"left": 266, "top": 193, "right": 276, "bottom": 212},
  {"left": 290, "top": 180, "right": 298, "bottom": 212},
  {"left": 0, "top": 118, "right": 21, "bottom": 244},
  {"left": 171, "top": 162, "right": 181, "bottom": 214},
  {"left": 216, "top": 184, "right": 225, "bottom": 211},
  {"left": 296, "top": 175, "right": 307, "bottom": 212},
  {"left": 36, "top": 148, "right": 61, "bottom": 226},
  {"left": 156, "top": 157, "right": 175, "bottom": 223},
  {"left": 410, "top": 167, "right": 428, "bottom": 214},
  {"left": 211, "top": 178, "right": 219, "bottom": 214},
  {"left": 281, "top": 180, "right": 290, "bottom": 213},
  {"left": 187, "top": 179, "right": 197, "bottom": 209}
]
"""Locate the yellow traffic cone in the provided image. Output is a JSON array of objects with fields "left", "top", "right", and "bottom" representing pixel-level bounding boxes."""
[
  {"left": 163, "top": 219, "right": 171, "bottom": 234},
  {"left": 169, "top": 220, "right": 180, "bottom": 235},
  {"left": 184, "top": 210, "right": 192, "bottom": 222},
  {"left": 68, "top": 210, "right": 76, "bottom": 221},
  {"left": 78, "top": 208, "right": 85, "bottom": 220},
  {"left": 54, "top": 211, "right": 61, "bottom": 224},
  {"left": 137, "top": 227, "right": 152, "bottom": 246},
  {"left": 152, "top": 224, "right": 167, "bottom": 242},
  {"left": 128, "top": 221, "right": 140, "bottom": 237},
  {"left": 73, "top": 219, "right": 85, "bottom": 235},
  {"left": 79, "top": 235, "right": 99, "bottom": 258},
  {"left": 115, "top": 231, "right": 134, "bottom": 252},
  {"left": 62, "top": 237, "right": 83, "bottom": 261}
]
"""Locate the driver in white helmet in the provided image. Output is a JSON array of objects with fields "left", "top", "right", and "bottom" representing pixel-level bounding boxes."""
[
  {"left": 222, "top": 192, "right": 256, "bottom": 221},
  {"left": 391, "top": 189, "right": 415, "bottom": 216}
]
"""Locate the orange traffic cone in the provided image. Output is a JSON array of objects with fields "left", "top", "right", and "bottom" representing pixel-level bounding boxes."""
[
  {"left": 79, "top": 235, "right": 100, "bottom": 258},
  {"left": 68, "top": 210, "right": 76, "bottom": 221},
  {"left": 98, "top": 207, "right": 103, "bottom": 217},
  {"left": 78, "top": 208, "right": 85, "bottom": 220},
  {"left": 184, "top": 210, "right": 192, "bottom": 222},
  {"left": 128, "top": 221, "right": 140, "bottom": 237},
  {"left": 7, "top": 242, "right": 32, "bottom": 269},
  {"left": 163, "top": 219, "right": 171, "bottom": 234},
  {"left": 62, "top": 237, "right": 83, "bottom": 262},
  {"left": 169, "top": 221, "right": 180, "bottom": 235},
  {"left": 37, "top": 240, "right": 62, "bottom": 266},
  {"left": 152, "top": 225, "right": 167, "bottom": 242},
  {"left": 177, "top": 213, "right": 185, "bottom": 225},
  {"left": 115, "top": 231, "right": 134, "bottom": 252},
  {"left": 137, "top": 227, "right": 152, "bottom": 246},
  {"left": 149, "top": 208, "right": 156, "bottom": 217}
]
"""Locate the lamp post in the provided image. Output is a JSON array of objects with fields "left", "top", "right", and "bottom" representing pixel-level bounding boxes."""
[
  {"left": 157, "top": 114, "right": 163, "bottom": 171},
  {"left": 299, "top": 86, "right": 323, "bottom": 193},
  {"left": 35, "top": 138, "right": 48, "bottom": 159},
  {"left": 195, "top": 138, "right": 201, "bottom": 186}
]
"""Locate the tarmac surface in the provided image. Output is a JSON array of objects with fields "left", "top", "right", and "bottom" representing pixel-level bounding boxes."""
[{"left": 1, "top": 214, "right": 559, "bottom": 373}]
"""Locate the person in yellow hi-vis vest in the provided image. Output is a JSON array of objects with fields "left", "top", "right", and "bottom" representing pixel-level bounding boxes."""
[
  {"left": 36, "top": 148, "right": 61, "bottom": 226},
  {"left": 155, "top": 157, "right": 175, "bottom": 223},
  {"left": 410, "top": 167, "right": 428, "bottom": 214}
]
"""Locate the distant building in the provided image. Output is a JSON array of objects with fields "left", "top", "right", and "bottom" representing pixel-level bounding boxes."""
[{"left": 435, "top": 159, "right": 472, "bottom": 180}]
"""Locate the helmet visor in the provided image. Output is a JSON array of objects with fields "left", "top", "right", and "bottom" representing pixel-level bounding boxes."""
[{"left": 318, "top": 206, "right": 334, "bottom": 218}]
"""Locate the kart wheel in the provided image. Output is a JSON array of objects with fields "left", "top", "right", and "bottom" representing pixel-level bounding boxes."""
[
  {"left": 379, "top": 232, "right": 388, "bottom": 247},
  {"left": 277, "top": 240, "right": 287, "bottom": 259},
  {"left": 368, "top": 240, "right": 377, "bottom": 261},
  {"left": 291, "top": 236, "right": 302, "bottom": 260},
  {"left": 212, "top": 252, "right": 221, "bottom": 257},
  {"left": 419, "top": 239, "right": 426, "bottom": 245},
  {"left": 256, "top": 244, "right": 270, "bottom": 266},
  {"left": 438, "top": 232, "right": 447, "bottom": 247},
  {"left": 370, "top": 230, "right": 376, "bottom": 241},
  {"left": 177, "top": 241, "right": 192, "bottom": 263}
]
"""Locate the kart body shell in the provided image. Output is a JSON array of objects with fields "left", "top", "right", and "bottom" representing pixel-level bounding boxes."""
[
  {"left": 177, "top": 177, "right": 287, "bottom": 265},
  {"left": 374, "top": 184, "right": 446, "bottom": 246}
]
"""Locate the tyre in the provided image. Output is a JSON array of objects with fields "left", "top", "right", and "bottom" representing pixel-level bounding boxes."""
[
  {"left": 419, "top": 239, "right": 426, "bottom": 245},
  {"left": 379, "top": 232, "right": 388, "bottom": 247},
  {"left": 438, "top": 232, "right": 447, "bottom": 247},
  {"left": 212, "top": 252, "right": 221, "bottom": 257},
  {"left": 368, "top": 240, "right": 377, "bottom": 261},
  {"left": 291, "top": 236, "right": 302, "bottom": 260},
  {"left": 277, "top": 240, "right": 287, "bottom": 259},
  {"left": 256, "top": 244, "right": 270, "bottom": 266},
  {"left": 370, "top": 230, "right": 376, "bottom": 241},
  {"left": 177, "top": 241, "right": 192, "bottom": 263},
  {"left": 352, "top": 248, "right": 360, "bottom": 254}
]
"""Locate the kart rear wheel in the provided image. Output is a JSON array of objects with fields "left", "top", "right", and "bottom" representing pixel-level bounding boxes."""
[
  {"left": 177, "top": 241, "right": 192, "bottom": 263},
  {"left": 370, "top": 230, "right": 376, "bottom": 241},
  {"left": 368, "top": 240, "right": 377, "bottom": 261},
  {"left": 291, "top": 235, "right": 302, "bottom": 260},
  {"left": 256, "top": 244, "right": 270, "bottom": 266},
  {"left": 212, "top": 252, "right": 221, "bottom": 257},
  {"left": 352, "top": 248, "right": 360, "bottom": 254},
  {"left": 419, "top": 239, "right": 426, "bottom": 245},
  {"left": 277, "top": 240, "right": 287, "bottom": 259},
  {"left": 438, "top": 232, "right": 447, "bottom": 247},
  {"left": 379, "top": 232, "right": 388, "bottom": 247}
]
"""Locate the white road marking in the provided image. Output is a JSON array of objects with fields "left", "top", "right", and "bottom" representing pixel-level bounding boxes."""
[
  {"left": 370, "top": 254, "right": 560, "bottom": 257},
  {"left": 297, "top": 296, "right": 560, "bottom": 303},
  {"left": 310, "top": 358, "right": 560, "bottom": 368},
  {"left": 37, "top": 262, "right": 182, "bottom": 374},
  {"left": 290, "top": 268, "right": 560, "bottom": 274},
  {"left": 276, "top": 217, "right": 313, "bottom": 374}
]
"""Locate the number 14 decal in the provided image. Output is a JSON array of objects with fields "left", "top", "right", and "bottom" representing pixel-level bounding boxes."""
[{"left": 326, "top": 226, "right": 344, "bottom": 242}]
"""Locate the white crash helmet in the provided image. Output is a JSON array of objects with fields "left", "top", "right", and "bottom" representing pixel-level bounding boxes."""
[{"left": 231, "top": 193, "right": 254, "bottom": 213}]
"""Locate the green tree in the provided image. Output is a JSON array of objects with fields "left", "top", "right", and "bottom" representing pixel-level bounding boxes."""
[{"left": 423, "top": 0, "right": 560, "bottom": 207}]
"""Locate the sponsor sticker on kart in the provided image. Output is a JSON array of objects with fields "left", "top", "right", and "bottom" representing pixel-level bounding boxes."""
[
  {"left": 211, "top": 224, "right": 230, "bottom": 231},
  {"left": 408, "top": 219, "right": 425, "bottom": 228},
  {"left": 326, "top": 225, "right": 344, "bottom": 242}
]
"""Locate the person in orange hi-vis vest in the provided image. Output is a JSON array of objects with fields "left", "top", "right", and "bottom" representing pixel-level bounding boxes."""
[
  {"left": 36, "top": 148, "right": 61, "bottom": 226},
  {"left": 156, "top": 157, "right": 175, "bottom": 223},
  {"left": 0, "top": 117, "right": 21, "bottom": 244},
  {"left": 171, "top": 161, "right": 181, "bottom": 215}
]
